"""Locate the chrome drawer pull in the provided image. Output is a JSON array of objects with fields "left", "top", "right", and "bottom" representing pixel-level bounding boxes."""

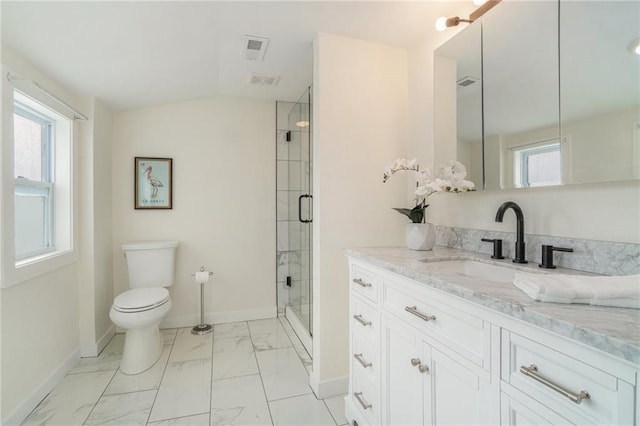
[
  {"left": 353, "top": 278, "right": 372, "bottom": 288},
  {"left": 353, "top": 392, "right": 372, "bottom": 410},
  {"left": 354, "top": 353, "right": 372, "bottom": 368},
  {"left": 411, "top": 358, "right": 421, "bottom": 366},
  {"left": 520, "top": 364, "right": 590, "bottom": 404},
  {"left": 405, "top": 305, "right": 436, "bottom": 322},
  {"left": 353, "top": 314, "right": 372, "bottom": 326},
  {"left": 418, "top": 364, "right": 429, "bottom": 373}
]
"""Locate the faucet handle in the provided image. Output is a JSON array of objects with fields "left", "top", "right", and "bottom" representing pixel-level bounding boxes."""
[
  {"left": 539, "top": 245, "right": 573, "bottom": 269},
  {"left": 481, "top": 238, "right": 505, "bottom": 259}
]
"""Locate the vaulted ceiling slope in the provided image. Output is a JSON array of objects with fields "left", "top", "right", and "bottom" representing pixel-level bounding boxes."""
[{"left": 1, "top": 1, "right": 462, "bottom": 111}]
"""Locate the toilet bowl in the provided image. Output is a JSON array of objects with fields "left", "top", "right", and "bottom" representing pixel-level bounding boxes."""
[
  {"left": 110, "top": 288, "right": 172, "bottom": 374},
  {"left": 110, "top": 240, "right": 178, "bottom": 375}
]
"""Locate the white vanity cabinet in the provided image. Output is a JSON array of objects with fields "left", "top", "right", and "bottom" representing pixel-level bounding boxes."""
[
  {"left": 500, "top": 327, "right": 637, "bottom": 425},
  {"left": 380, "top": 276, "right": 499, "bottom": 425},
  {"left": 347, "top": 258, "right": 500, "bottom": 426},
  {"left": 348, "top": 264, "right": 382, "bottom": 425},
  {"left": 345, "top": 256, "right": 639, "bottom": 426},
  {"left": 381, "top": 314, "right": 499, "bottom": 425}
]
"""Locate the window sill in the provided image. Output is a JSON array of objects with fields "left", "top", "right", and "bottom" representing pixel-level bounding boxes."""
[
  {"left": 15, "top": 248, "right": 56, "bottom": 265},
  {"left": 3, "top": 248, "right": 77, "bottom": 289}
]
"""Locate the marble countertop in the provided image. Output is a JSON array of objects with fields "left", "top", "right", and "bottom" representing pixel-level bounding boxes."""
[{"left": 345, "top": 246, "right": 640, "bottom": 365}]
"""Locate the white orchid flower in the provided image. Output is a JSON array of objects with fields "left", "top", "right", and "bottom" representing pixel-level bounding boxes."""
[
  {"left": 456, "top": 179, "right": 476, "bottom": 191},
  {"left": 438, "top": 160, "right": 467, "bottom": 180},
  {"left": 385, "top": 158, "right": 475, "bottom": 194},
  {"left": 426, "top": 178, "right": 448, "bottom": 192},
  {"left": 415, "top": 185, "right": 432, "bottom": 199}
]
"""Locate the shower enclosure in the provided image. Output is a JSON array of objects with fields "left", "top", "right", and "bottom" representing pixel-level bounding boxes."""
[{"left": 276, "top": 87, "right": 312, "bottom": 353}]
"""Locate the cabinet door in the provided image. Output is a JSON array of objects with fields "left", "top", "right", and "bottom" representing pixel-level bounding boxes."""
[
  {"left": 430, "top": 349, "right": 497, "bottom": 425},
  {"left": 382, "top": 316, "right": 426, "bottom": 426}
]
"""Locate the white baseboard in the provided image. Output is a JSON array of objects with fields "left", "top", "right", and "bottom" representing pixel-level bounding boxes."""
[
  {"left": 2, "top": 348, "right": 81, "bottom": 426},
  {"left": 80, "top": 325, "right": 116, "bottom": 357},
  {"left": 96, "top": 324, "right": 116, "bottom": 354},
  {"left": 310, "top": 371, "right": 348, "bottom": 399},
  {"left": 160, "top": 306, "right": 277, "bottom": 329}
]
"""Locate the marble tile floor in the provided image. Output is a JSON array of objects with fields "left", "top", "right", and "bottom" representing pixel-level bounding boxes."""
[{"left": 22, "top": 317, "right": 347, "bottom": 426}]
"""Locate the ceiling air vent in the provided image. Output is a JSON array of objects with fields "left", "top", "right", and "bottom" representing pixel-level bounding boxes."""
[
  {"left": 457, "top": 76, "right": 480, "bottom": 87},
  {"left": 243, "top": 36, "right": 269, "bottom": 61},
  {"left": 248, "top": 72, "right": 280, "bottom": 87}
]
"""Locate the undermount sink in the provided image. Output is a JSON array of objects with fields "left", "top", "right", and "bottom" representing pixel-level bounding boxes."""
[{"left": 419, "top": 259, "right": 521, "bottom": 283}]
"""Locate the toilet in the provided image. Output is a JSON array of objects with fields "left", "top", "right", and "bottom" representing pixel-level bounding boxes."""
[{"left": 109, "top": 240, "right": 179, "bottom": 375}]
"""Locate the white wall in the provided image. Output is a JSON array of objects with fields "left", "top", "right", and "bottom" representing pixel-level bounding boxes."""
[
  {"left": 1, "top": 265, "right": 80, "bottom": 422},
  {"left": 408, "top": 30, "right": 640, "bottom": 245},
  {"left": 312, "top": 33, "right": 408, "bottom": 392},
  {"left": 111, "top": 96, "right": 276, "bottom": 327},
  {"left": 79, "top": 98, "right": 115, "bottom": 356},
  {"left": 0, "top": 46, "right": 87, "bottom": 424},
  {"left": 92, "top": 100, "right": 115, "bottom": 345}
]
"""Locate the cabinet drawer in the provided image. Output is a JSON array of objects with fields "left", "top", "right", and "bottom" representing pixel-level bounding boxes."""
[
  {"left": 383, "top": 280, "right": 489, "bottom": 368},
  {"left": 351, "top": 369, "right": 380, "bottom": 425},
  {"left": 502, "top": 331, "right": 635, "bottom": 425},
  {"left": 351, "top": 296, "right": 379, "bottom": 344},
  {"left": 351, "top": 332, "right": 379, "bottom": 385},
  {"left": 500, "top": 389, "right": 584, "bottom": 425},
  {"left": 351, "top": 263, "right": 381, "bottom": 303}
]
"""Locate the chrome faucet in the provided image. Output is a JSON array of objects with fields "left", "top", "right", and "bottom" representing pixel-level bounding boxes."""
[{"left": 495, "top": 201, "right": 527, "bottom": 264}]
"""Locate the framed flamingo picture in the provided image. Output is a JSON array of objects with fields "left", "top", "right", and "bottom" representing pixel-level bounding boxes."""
[{"left": 134, "top": 157, "right": 173, "bottom": 209}]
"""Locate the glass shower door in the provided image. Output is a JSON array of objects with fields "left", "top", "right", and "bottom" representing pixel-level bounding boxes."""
[{"left": 287, "top": 87, "right": 313, "bottom": 341}]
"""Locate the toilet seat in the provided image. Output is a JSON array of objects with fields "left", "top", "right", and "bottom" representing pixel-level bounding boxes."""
[{"left": 113, "top": 288, "right": 170, "bottom": 313}]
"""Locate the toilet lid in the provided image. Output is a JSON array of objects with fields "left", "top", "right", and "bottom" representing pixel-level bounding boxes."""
[{"left": 113, "top": 288, "right": 170, "bottom": 313}]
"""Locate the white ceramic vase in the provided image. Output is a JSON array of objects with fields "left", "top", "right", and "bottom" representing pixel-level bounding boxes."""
[{"left": 406, "top": 223, "right": 436, "bottom": 251}]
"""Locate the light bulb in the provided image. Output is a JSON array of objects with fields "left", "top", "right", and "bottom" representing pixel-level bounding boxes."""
[
  {"left": 628, "top": 38, "right": 640, "bottom": 55},
  {"left": 473, "top": 0, "right": 486, "bottom": 5},
  {"left": 435, "top": 16, "right": 448, "bottom": 31},
  {"left": 296, "top": 120, "right": 310, "bottom": 128}
]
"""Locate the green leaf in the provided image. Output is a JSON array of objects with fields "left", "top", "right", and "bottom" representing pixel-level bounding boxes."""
[
  {"left": 392, "top": 206, "right": 421, "bottom": 223},
  {"left": 391, "top": 203, "right": 431, "bottom": 223},
  {"left": 392, "top": 208, "right": 414, "bottom": 220}
]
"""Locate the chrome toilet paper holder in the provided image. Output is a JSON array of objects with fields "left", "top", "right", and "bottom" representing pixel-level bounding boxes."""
[{"left": 190, "top": 266, "right": 214, "bottom": 335}]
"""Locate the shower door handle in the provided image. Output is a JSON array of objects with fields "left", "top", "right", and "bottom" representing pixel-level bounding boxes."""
[{"left": 298, "top": 194, "right": 313, "bottom": 223}]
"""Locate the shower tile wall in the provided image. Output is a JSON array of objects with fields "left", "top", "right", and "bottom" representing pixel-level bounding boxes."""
[{"left": 276, "top": 101, "right": 312, "bottom": 314}]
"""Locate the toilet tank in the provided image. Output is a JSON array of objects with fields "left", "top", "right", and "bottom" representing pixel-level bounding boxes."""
[{"left": 122, "top": 240, "right": 179, "bottom": 288}]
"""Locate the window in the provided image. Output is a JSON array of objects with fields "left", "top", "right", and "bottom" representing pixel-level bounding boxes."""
[
  {"left": 14, "top": 100, "right": 55, "bottom": 259},
  {"left": 513, "top": 141, "right": 561, "bottom": 188},
  {"left": 13, "top": 90, "right": 73, "bottom": 265}
]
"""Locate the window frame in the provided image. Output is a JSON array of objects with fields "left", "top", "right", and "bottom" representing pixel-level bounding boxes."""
[
  {"left": 1, "top": 79, "right": 78, "bottom": 289},
  {"left": 14, "top": 101, "right": 56, "bottom": 260},
  {"left": 518, "top": 143, "right": 561, "bottom": 188}
]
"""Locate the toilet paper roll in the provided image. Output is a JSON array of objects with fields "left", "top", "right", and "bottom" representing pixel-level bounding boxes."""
[{"left": 195, "top": 270, "right": 210, "bottom": 283}]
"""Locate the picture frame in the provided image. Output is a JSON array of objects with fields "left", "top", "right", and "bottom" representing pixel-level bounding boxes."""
[{"left": 134, "top": 157, "right": 173, "bottom": 209}]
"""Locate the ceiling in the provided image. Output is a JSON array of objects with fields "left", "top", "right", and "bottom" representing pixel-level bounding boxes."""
[{"left": 1, "top": 1, "right": 469, "bottom": 111}]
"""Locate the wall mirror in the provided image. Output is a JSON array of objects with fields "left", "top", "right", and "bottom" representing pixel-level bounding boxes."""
[
  {"left": 434, "top": 0, "right": 640, "bottom": 191},
  {"left": 560, "top": 1, "right": 639, "bottom": 185},
  {"left": 434, "top": 20, "right": 483, "bottom": 189}
]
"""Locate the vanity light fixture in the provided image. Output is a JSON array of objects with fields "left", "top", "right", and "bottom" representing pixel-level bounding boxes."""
[
  {"left": 435, "top": 16, "right": 473, "bottom": 31},
  {"left": 435, "top": 0, "right": 502, "bottom": 31}
]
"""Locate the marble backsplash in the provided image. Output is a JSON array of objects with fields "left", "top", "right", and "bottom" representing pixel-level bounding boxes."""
[{"left": 435, "top": 226, "right": 640, "bottom": 276}]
